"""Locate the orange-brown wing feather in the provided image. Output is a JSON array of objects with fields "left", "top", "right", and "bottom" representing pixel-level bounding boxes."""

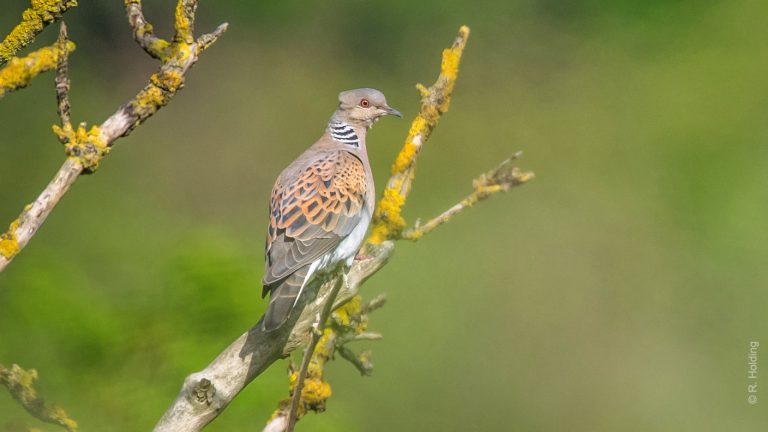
[{"left": 263, "top": 150, "right": 367, "bottom": 291}]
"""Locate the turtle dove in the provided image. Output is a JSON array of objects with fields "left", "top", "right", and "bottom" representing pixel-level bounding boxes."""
[{"left": 262, "top": 88, "right": 401, "bottom": 331}]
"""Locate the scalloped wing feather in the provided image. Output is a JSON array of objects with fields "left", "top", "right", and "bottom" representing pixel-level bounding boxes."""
[{"left": 263, "top": 150, "right": 368, "bottom": 291}]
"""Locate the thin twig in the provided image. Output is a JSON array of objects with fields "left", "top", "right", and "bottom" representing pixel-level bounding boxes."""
[
  {"left": 285, "top": 336, "right": 316, "bottom": 432},
  {"left": 286, "top": 275, "right": 344, "bottom": 432},
  {"left": 402, "top": 155, "right": 534, "bottom": 240},
  {"left": 336, "top": 346, "right": 374, "bottom": 376},
  {"left": 54, "top": 22, "right": 71, "bottom": 128},
  {"left": 360, "top": 293, "right": 387, "bottom": 314}
]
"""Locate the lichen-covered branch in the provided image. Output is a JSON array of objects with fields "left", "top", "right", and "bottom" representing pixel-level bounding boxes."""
[
  {"left": 174, "top": 0, "right": 197, "bottom": 43},
  {"left": 125, "top": 0, "right": 170, "bottom": 60},
  {"left": 0, "top": 363, "right": 78, "bottom": 432},
  {"left": 263, "top": 295, "right": 383, "bottom": 432},
  {"left": 0, "top": 0, "right": 77, "bottom": 64},
  {"left": 284, "top": 275, "right": 343, "bottom": 432},
  {"left": 0, "top": 0, "right": 227, "bottom": 273},
  {"left": 366, "top": 25, "right": 470, "bottom": 245},
  {"left": 403, "top": 154, "right": 534, "bottom": 240},
  {"left": 0, "top": 37, "right": 74, "bottom": 99},
  {"left": 157, "top": 25, "right": 533, "bottom": 432},
  {"left": 153, "top": 247, "right": 392, "bottom": 432}
]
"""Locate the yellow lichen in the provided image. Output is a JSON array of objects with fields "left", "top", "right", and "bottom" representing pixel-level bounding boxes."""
[
  {"left": 174, "top": 1, "right": 193, "bottom": 43},
  {"left": 148, "top": 38, "right": 171, "bottom": 59},
  {"left": 0, "top": 219, "right": 21, "bottom": 259},
  {"left": 392, "top": 141, "right": 418, "bottom": 175},
  {"left": 0, "top": 0, "right": 78, "bottom": 62},
  {"left": 132, "top": 84, "right": 166, "bottom": 117},
  {"left": 283, "top": 328, "right": 335, "bottom": 417},
  {"left": 333, "top": 295, "right": 362, "bottom": 327},
  {"left": 151, "top": 70, "right": 183, "bottom": 92},
  {"left": 368, "top": 186, "right": 406, "bottom": 244},
  {"left": 300, "top": 378, "right": 332, "bottom": 404},
  {"left": 171, "top": 42, "right": 192, "bottom": 62},
  {"left": 0, "top": 41, "right": 75, "bottom": 98},
  {"left": 53, "top": 123, "right": 109, "bottom": 172},
  {"left": 271, "top": 293, "right": 379, "bottom": 424},
  {"left": 415, "top": 83, "right": 430, "bottom": 98},
  {"left": 441, "top": 48, "right": 461, "bottom": 82},
  {"left": 440, "top": 25, "right": 468, "bottom": 83},
  {"left": 132, "top": 70, "right": 185, "bottom": 117},
  {"left": 332, "top": 295, "right": 370, "bottom": 334},
  {"left": 332, "top": 306, "right": 350, "bottom": 327}
]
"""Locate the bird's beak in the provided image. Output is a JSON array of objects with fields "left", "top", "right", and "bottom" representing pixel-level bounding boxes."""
[{"left": 382, "top": 106, "right": 402, "bottom": 118}]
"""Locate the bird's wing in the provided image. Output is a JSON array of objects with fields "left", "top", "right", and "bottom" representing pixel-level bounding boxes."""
[{"left": 263, "top": 150, "right": 368, "bottom": 293}]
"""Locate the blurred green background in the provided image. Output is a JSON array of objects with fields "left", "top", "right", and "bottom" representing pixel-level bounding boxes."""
[{"left": 1, "top": 0, "right": 767, "bottom": 430}]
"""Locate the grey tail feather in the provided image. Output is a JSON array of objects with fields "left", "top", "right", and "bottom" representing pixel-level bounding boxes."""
[{"left": 263, "top": 267, "right": 309, "bottom": 332}]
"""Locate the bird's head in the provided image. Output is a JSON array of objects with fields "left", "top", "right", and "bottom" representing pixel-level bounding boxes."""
[{"left": 333, "top": 88, "right": 401, "bottom": 128}]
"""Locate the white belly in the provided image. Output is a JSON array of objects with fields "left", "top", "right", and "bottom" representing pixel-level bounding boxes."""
[
  {"left": 331, "top": 209, "right": 371, "bottom": 265},
  {"left": 293, "top": 207, "right": 371, "bottom": 306}
]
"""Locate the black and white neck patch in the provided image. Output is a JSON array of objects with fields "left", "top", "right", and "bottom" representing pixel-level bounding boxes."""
[{"left": 329, "top": 122, "right": 359, "bottom": 147}]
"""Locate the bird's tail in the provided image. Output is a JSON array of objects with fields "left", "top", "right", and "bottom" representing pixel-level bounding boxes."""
[{"left": 262, "top": 266, "right": 310, "bottom": 332}]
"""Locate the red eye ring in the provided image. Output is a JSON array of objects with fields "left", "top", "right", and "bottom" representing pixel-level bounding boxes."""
[{"left": 360, "top": 98, "right": 370, "bottom": 107}]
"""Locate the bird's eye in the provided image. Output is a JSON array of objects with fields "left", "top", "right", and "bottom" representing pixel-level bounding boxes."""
[{"left": 360, "top": 99, "right": 370, "bottom": 107}]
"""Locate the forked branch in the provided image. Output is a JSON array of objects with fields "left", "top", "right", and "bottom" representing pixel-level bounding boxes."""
[
  {"left": 402, "top": 154, "right": 534, "bottom": 240},
  {"left": 0, "top": 0, "right": 227, "bottom": 272}
]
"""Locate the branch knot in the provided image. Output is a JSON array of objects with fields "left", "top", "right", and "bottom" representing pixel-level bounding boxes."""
[{"left": 192, "top": 378, "right": 216, "bottom": 406}]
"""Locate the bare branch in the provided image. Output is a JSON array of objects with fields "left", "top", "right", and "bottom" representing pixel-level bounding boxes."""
[
  {"left": 0, "top": 158, "right": 83, "bottom": 265},
  {"left": 0, "top": 364, "right": 78, "bottom": 432},
  {"left": 402, "top": 154, "right": 534, "bottom": 240},
  {"left": 197, "top": 23, "right": 230, "bottom": 52},
  {"left": 360, "top": 293, "right": 387, "bottom": 314},
  {"left": 0, "top": 0, "right": 77, "bottom": 64},
  {"left": 0, "top": 0, "right": 228, "bottom": 272}
]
